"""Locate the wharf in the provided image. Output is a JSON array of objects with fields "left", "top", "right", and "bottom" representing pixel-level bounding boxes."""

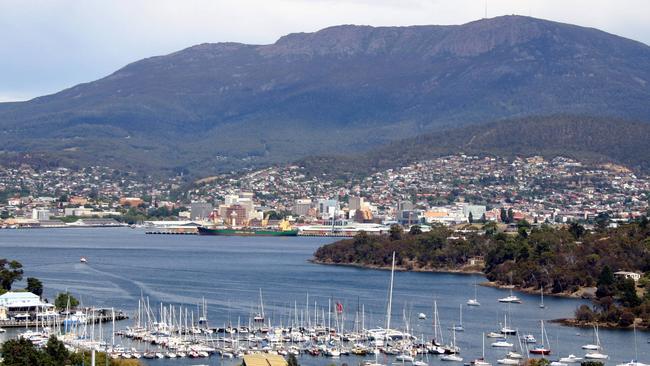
[{"left": 0, "top": 312, "right": 128, "bottom": 328}]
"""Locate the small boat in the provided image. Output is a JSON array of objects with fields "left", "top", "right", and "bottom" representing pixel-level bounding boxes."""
[
  {"left": 617, "top": 362, "right": 650, "bottom": 366},
  {"left": 583, "top": 325, "right": 607, "bottom": 359},
  {"left": 80, "top": 257, "right": 87, "bottom": 263},
  {"left": 487, "top": 332, "right": 503, "bottom": 338},
  {"left": 418, "top": 313, "right": 427, "bottom": 320},
  {"left": 498, "top": 295, "right": 522, "bottom": 304},
  {"left": 413, "top": 361, "right": 428, "bottom": 366},
  {"left": 584, "top": 352, "right": 608, "bottom": 360},
  {"left": 0, "top": 328, "right": 6, "bottom": 333},
  {"left": 530, "top": 346, "right": 551, "bottom": 355},
  {"left": 529, "top": 320, "right": 551, "bottom": 355},
  {"left": 521, "top": 334, "right": 536, "bottom": 343},
  {"left": 467, "top": 299, "right": 481, "bottom": 306},
  {"left": 472, "top": 359, "right": 491, "bottom": 366},
  {"left": 396, "top": 354, "right": 415, "bottom": 362},
  {"left": 472, "top": 334, "right": 491, "bottom": 366},
  {"left": 467, "top": 281, "right": 480, "bottom": 306},
  {"left": 559, "top": 355, "right": 582, "bottom": 363},
  {"left": 441, "top": 354, "right": 463, "bottom": 362},
  {"left": 491, "top": 340, "right": 513, "bottom": 348},
  {"left": 497, "top": 358, "right": 520, "bottom": 365},
  {"left": 507, "top": 351, "right": 523, "bottom": 359},
  {"left": 550, "top": 362, "right": 567, "bottom": 366}
]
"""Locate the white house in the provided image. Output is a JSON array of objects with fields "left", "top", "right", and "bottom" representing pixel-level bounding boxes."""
[
  {"left": 0, "top": 292, "right": 53, "bottom": 318},
  {"left": 614, "top": 271, "right": 641, "bottom": 282}
]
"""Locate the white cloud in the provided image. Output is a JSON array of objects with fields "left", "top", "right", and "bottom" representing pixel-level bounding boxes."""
[{"left": 0, "top": 0, "right": 648, "bottom": 100}]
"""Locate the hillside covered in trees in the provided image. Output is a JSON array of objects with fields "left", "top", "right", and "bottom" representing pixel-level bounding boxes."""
[{"left": 313, "top": 219, "right": 650, "bottom": 326}]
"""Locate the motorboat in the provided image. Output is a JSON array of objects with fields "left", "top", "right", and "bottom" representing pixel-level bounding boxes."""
[
  {"left": 521, "top": 334, "right": 536, "bottom": 343},
  {"left": 498, "top": 295, "right": 522, "bottom": 304},
  {"left": 441, "top": 354, "right": 463, "bottom": 362},
  {"left": 559, "top": 355, "right": 582, "bottom": 363},
  {"left": 584, "top": 352, "right": 608, "bottom": 360},
  {"left": 497, "top": 358, "right": 520, "bottom": 365},
  {"left": 491, "top": 340, "right": 513, "bottom": 348}
]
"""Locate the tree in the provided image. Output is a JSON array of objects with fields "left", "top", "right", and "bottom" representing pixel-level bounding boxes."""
[
  {"left": 26, "top": 277, "right": 43, "bottom": 297},
  {"left": 409, "top": 225, "right": 422, "bottom": 235},
  {"left": 575, "top": 304, "right": 595, "bottom": 322},
  {"left": 618, "top": 310, "right": 635, "bottom": 327},
  {"left": 580, "top": 362, "right": 604, "bottom": 366},
  {"left": 44, "top": 336, "right": 69, "bottom": 365},
  {"left": 468, "top": 212, "right": 474, "bottom": 224},
  {"left": 640, "top": 215, "right": 649, "bottom": 229},
  {"left": 500, "top": 208, "right": 508, "bottom": 223},
  {"left": 483, "top": 221, "right": 498, "bottom": 236},
  {"left": 54, "top": 292, "right": 79, "bottom": 310},
  {"left": 568, "top": 222, "right": 585, "bottom": 239},
  {"left": 595, "top": 212, "right": 610, "bottom": 231},
  {"left": 0, "top": 259, "right": 23, "bottom": 291},
  {"left": 618, "top": 278, "right": 641, "bottom": 307},
  {"left": 389, "top": 224, "right": 403, "bottom": 241},
  {"left": 287, "top": 353, "right": 300, "bottom": 366},
  {"left": 507, "top": 208, "right": 515, "bottom": 223},
  {"left": 1, "top": 338, "right": 42, "bottom": 366}
]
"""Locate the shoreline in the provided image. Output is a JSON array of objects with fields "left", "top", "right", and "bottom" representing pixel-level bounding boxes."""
[
  {"left": 549, "top": 318, "right": 649, "bottom": 331},
  {"left": 311, "top": 258, "right": 593, "bottom": 299},
  {"left": 309, "top": 259, "right": 484, "bottom": 275}
]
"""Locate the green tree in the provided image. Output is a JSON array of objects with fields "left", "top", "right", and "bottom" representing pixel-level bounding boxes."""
[
  {"left": 468, "top": 212, "right": 474, "bottom": 224},
  {"left": 287, "top": 353, "right": 300, "bottom": 366},
  {"left": 409, "top": 225, "right": 422, "bottom": 235},
  {"left": 580, "top": 362, "right": 604, "bottom": 366},
  {"left": 595, "top": 212, "right": 610, "bottom": 231},
  {"left": 500, "top": 208, "right": 508, "bottom": 223},
  {"left": 1, "top": 337, "right": 43, "bottom": 366},
  {"left": 54, "top": 292, "right": 79, "bottom": 310},
  {"left": 568, "top": 222, "right": 585, "bottom": 239},
  {"left": 618, "top": 278, "right": 641, "bottom": 307},
  {"left": 0, "top": 259, "right": 24, "bottom": 291},
  {"left": 389, "top": 224, "right": 403, "bottom": 241},
  {"left": 507, "top": 208, "right": 514, "bottom": 223},
  {"left": 26, "top": 277, "right": 43, "bottom": 297},
  {"left": 640, "top": 216, "right": 648, "bottom": 229},
  {"left": 44, "top": 336, "right": 70, "bottom": 365}
]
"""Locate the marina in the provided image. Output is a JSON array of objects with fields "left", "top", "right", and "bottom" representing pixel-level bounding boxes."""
[{"left": 0, "top": 227, "right": 648, "bottom": 365}]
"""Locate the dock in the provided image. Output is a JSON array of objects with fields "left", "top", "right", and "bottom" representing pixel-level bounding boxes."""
[{"left": 0, "top": 311, "right": 128, "bottom": 328}]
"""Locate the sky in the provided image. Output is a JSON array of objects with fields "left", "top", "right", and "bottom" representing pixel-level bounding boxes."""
[{"left": 1, "top": 0, "right": 649, "bottom": 102}]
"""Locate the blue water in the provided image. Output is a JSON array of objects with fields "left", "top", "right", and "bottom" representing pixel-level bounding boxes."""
[{"left": 0, "top": 228, "right": 645, "bottom": 364}]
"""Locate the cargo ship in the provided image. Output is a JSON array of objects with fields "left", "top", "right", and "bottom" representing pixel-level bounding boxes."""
[
  {"left": 197, "top": 227, "right": 298, "bottom": 236},
  {"left": 197, "top": 219, "right": 298, "bottom": 236}
]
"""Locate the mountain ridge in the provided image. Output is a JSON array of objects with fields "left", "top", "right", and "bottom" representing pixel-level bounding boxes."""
[
  {"left": 0, "top": 16, "right": 649, "bottom": 175},
  {"left": 297, "top": 115, "right": 650, "bottom": 178}
]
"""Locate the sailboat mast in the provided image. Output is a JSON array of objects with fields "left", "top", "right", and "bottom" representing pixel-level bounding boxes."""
[{"left": 386, "top": 251, "right": 396, "bottom": 331}]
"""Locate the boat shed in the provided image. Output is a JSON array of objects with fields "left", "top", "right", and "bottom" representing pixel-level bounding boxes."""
[
  {"left": 0, "top": 291, "right": 53, "bottom": 320},
  {"left": 242, "top": 354, "right": 288, "bottom": 366}
]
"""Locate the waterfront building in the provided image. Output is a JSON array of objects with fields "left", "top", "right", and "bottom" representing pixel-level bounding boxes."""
[
  {"left": 31, "top": 209, "right": 51, "bottom": 221},
  {"left": 349, "top": 196, "right": 365, "bottom": 210},
  {"left": 293, "top": 198, "right": 312, "bottom": 216},
  {"left": 0, "top": 292, "right": 53, "bottom": 320},
  {"left": 190, "top": 201, "right": 213, "bottom": 220}
]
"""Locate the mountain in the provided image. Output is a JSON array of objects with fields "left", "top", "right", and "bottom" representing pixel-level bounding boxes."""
[
  {"left": 298, "top": 115, "right": 650, "bottom": 178},
  {"left": 1, "top": 16, "right": 649, "bottom": 174}
]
